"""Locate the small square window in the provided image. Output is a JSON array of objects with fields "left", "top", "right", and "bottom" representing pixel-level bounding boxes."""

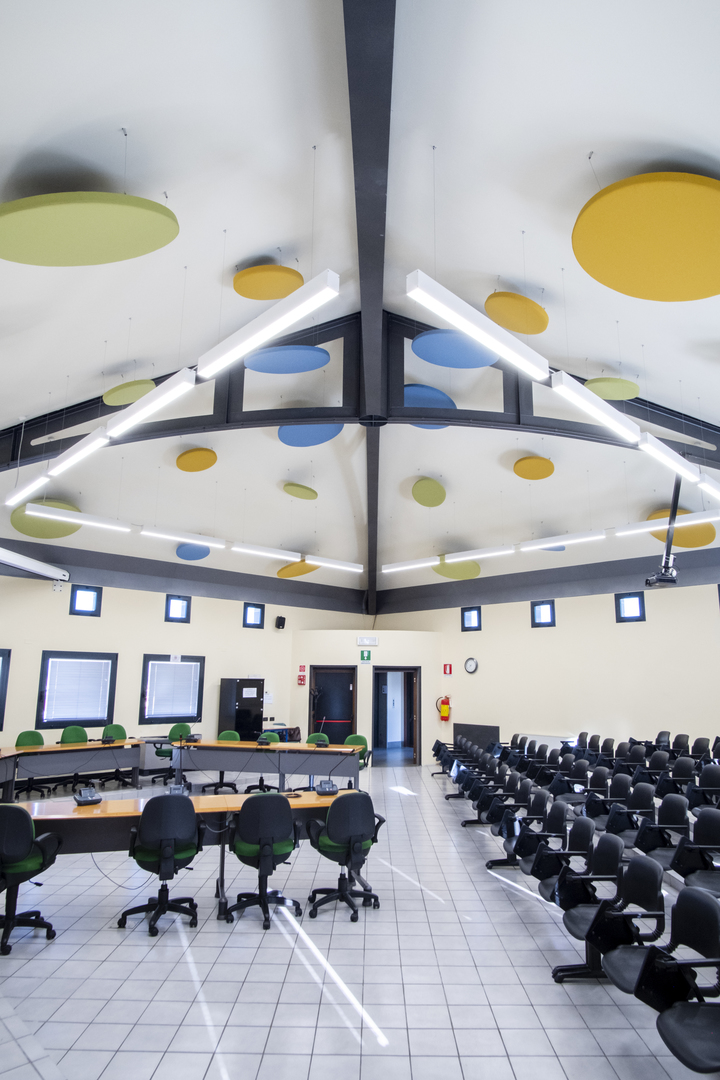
[
  {"left": 243, "top": 602, "right": 265, "bottom": 629},
  {"left": 615, "top": 592, "right": 646, "bottom": 623},
  {"left": 531, "top": 599, "right": 556, "bottom": 628},
  {"left": 70, "top": 584, "right": 102, "bottom": 617},
  {"left": 165, "top": 594, "right": 191, "bottom": 623},
  {"left": 461, "top": 606, "right": 481, "bottom": 632}
]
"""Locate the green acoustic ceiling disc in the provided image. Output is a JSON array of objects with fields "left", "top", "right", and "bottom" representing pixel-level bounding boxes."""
[
  {"left": 0, "top": 192, "right": 179, "bottom": 266},
  {"left": 283, "top": 482, "right": 318, "bottom": 500},
  {"left": 11, "top": 500, "right": 81, "bottom": 538},
  {"left": 432, "top": 556, "right": 480, "bottom": 580},
  {"left": 103, "top": 379, "right": 156, "bottom": 406},
  {"left": 412, "top": 477, "right": 446, "bottom": 507},
  {"left": 585, "top": 377, "right": 639, "bottom": 401}
]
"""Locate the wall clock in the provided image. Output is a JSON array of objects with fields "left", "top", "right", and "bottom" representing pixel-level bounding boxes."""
[{"left": 464, "top": 657, "right": 478, "bottom": 674}]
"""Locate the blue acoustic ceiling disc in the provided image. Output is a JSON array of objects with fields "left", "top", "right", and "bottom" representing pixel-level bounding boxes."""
[
  {"left": 404, "top": 383, "right": 456, "bottom": 429},
  {"left": 245, "top": 345, "right": 330, "bottom": 374},
  {"left": 542, "top": 545, "right": 566, "bottom": 552},
  {"left": 278, "top": 423, "right": 344, "bottom": 447},
  {"left": 176, "top": 543, "right": 211, "bottom": 561},
  {"left": 411, "top": 329, "right": 497, "bottom": 368}
]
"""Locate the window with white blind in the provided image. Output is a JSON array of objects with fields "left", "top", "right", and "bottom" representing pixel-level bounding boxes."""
[
  {"left": 0, "top": 649, "right": 10, "bottom": 731},
  {"left": 139, "top": 654, "right": 205, "bottom": 725},
  {"left": 35, "top": 651, "right": 117, "bottom": 729}
]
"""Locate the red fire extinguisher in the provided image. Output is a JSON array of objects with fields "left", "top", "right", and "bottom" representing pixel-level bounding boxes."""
[{"left": 436, "top": 696, "right": 451, "bottom": 721}]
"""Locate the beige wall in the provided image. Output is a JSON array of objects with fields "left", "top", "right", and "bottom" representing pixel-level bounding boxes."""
[
  {"left": 1, "top": 573, "right": 718, "bottom": 760},
  {"left": 377, "top": 583, "right": 720, "bottom": 747}
]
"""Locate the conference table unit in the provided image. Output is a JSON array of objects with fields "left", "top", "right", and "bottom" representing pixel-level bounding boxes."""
[
  {"left": 29, "top": 789, "right": 344, "bottom": 918},
  {"left": 0, "top": 740, "right": 142, "bottom": 802},
  {"left": 171, "top": 738, "right": 362, "bottom": 791}
]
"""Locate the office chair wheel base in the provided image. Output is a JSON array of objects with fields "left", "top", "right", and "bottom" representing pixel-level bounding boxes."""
[
  {"left": 0, "top": 943, "right": 10, "bottom": 955},
  {"left": 189, "top": 918, "right": 197, "bottom": 928},
  {"left": 225, "top": 914, "right": 234, "bottom": 923},
  {"left": 309, "top": 907, "right": 318, "bottom": 919},
  {"left": 117, "top": 916, "right": 127, "bottom": 928},
  {"left": 46, "top": 928, "right": 56, "bottom": 940},
  {"left": 149, "top": 925, "right": 159, "bottom": 937},
  {"left": 263, "top": 918, "right": 270, "bottom": 930},
  {"left": 363, "top": 897, "right": 372, "bottom": 907},
  {"left": 373, "top": 899, "right": 380, "bottom": 909},
  {"left": 350, "top": 911, "right": 358, "bottom": 923}
]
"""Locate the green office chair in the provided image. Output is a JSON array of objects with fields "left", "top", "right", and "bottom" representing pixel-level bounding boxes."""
[
  {"left": 307, "top": 791, "right": 384, "bottom": 921},
  {"left": 345, "top": 734, "right": 372, "bottom": 771},
  {"left": 225, "top": 793, "right": 302, "bottom": 929},
  {"left": 245, "top": 730, "right": 280, "bottom": 794},
  {"left": 202, "top": 730, "right": 241, "bottom": 794},
  {"left": 14, "top": 731, "right": 50, "bottom": 800},
  {"left": 152, "top": 722, "right": 192, "bottom": 785},
  {"left": 0, "top": 804, "right": 61, "bottom": 954},
  {"left": 98, "top": 724, "right": 134, "bottom": 788},
  {"left": 51, "top": 725, "right": 91, "bottom": 793},
  {"left": 308, "top": 732, "right": 330, "bottom": 746},
  {"left": 118, "top": 795, "right": 203, "bottom": 935}
]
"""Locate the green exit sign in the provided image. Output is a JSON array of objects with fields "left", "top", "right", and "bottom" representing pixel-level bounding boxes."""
[{"left": 360, "top": 650, "right": 371, "bottom": 663}]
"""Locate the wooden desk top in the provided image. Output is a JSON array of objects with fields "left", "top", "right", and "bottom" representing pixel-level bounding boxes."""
[
  {"left": 172, "top": 739, "right": 360, "bottom": 755},
  {"left": 28, "top": 789, "right": 353, "bottom": 821},
  {"left": 0, "top": 739, "right": 141, "bottom": 761}
]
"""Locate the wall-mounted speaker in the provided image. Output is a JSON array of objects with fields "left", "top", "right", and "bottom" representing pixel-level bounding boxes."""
[{"left": 275, "top": 616, "right": 286, "bottom": 629}]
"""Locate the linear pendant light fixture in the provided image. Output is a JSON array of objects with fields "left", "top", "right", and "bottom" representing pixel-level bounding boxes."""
[
  {"left": 5, "top": 474, "right": 50, "bottom": 507},
  {"left": 614, "top": 510, "right": 720, "bottom": 538},
  {"left": 443, "top": 545, "right": 514, "bottom": 564},
  {"left": 47, "top": 428, "right": 109, "bottom": 476},
  {"left": 105, "top": 368, "right": 196, "bottom": 438},
  {"left": 25, "top": 504, "right": 132, "bottom": 533},
  {"left": 550, "top": 370, "right": 641, "bottom": 443},
  {"left": 197, "top": 270, "right": 340, "bottom": 380},
  {"left": 406, "top": 270, "right": 549, "bottom": 381},
  {"left": 638, "top": 431, "right": 701, "bottom": 483},
  {"left": 699, "top": 473, "right": 720, "bottom": 502},
  {"left": 141, "top": 527, "right": 227, "bottom": 549},
  {"left": 305, "top": 555, "right": 364, "bottom": 573},
  {"left": 519, "top": 530, "right": 606, "bottom": 553},
  {"left": 232, "top": 543, "right": 302, "bottom": 562}
]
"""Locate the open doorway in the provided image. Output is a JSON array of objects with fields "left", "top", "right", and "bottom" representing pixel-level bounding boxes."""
[{"left": 372, "top": 667, "right": 420, "bottom": 766}]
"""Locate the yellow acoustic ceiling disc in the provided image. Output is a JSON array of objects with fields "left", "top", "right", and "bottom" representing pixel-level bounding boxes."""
[
  {"left": 283, "top": 482, "right": 318, "bottom": 500},
  {"left": 484, "top": 292, "right": 549, "bottom": 334},
  {"left": 572, "top": 173, "right": 720, "bottom": 301},
  {"left": 233, "top": 265, "right": 304, "bottom": 300},
  {"left": 513, "top": 456, "right": 555, "bottom": 480},
  {"left": 103, "top": 379, "right": 155, "bottom": 407},
  {"left": 412, "top": 477, "right": 446, "bottom": 507},
  {"left": 0, "top": 192, "right": 179, "bottom": 266},
  {"left": 11, "top": 500, "right": 81, "bottom": 539},
  {"left": 432, "top": 556, "right": 480, "bottom": 580},
  {"left": 277, "top": 559, "right": 317, "bottom": 578},
  {"left": 176, "top": 448, "right": 217, "bottom": 472},
  {"left": 648, "top": 508, "right": 717, "bottom": 548},
  {"left": 585, "top": 377, "right": 639, "bottom": 401}
]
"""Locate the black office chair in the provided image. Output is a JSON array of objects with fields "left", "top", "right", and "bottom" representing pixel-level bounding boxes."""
[
  {"left": 670, "top": 733, "right": 690, "bottom": 761},
  {"left": 691, "top": 737, "right": 712, "bottom": 762},
  {"left": 487, "top": 798, "right": 565, "bottom": 870},
  {"left": 551, "top": 833, "right": 625, "bottom": 982},
  {"left": 586, "top": 855, "right": 665, "bottom": 968},
  {"left": 605, "top": 782, "right": 656, "bottom": 848},
  {"left": 526, "top": 744, "right": 549, "bottom": 780},
  {"left": 586, "top": 773, "right": 632, "bottom": 831},
  {"left": 565, "top": 766, "right": 610, "bottom": 812},
  {"left": 118, "top": 795, "right": 203, "bottom": 935},
  {"left": 631, "top": 750, "right": 670, "bottom": 788},
  {"left": 655, "top": 754, "right": 696, "bottom": 799},
  {"left": 535, "top": 816, "right": 596, "bottom": 900},
  {"left": 0, "top": 805, "right": 61, "bottom": 954},
  {"left": 687, "top": 764, "right": 720, "bottom": 816},
  {"left": 670, "top": 807, "right": 720, "bottom": 892},
  {"left": 307, "top": 792, "right": 384, "bottom": 921},
  {"left": 603, "top": 883, "right": 720, "bottom": 1000},
  {"left": 634, "top": 794, "right": 690, "bottom": 869},
  {"left": 225, "top": 793, "right": 302, "bottom": 929}
]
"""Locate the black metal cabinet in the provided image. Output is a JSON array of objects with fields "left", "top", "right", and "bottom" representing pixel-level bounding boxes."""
[{"left": 218, "top": 678, "right": 264, "bottom": 739}]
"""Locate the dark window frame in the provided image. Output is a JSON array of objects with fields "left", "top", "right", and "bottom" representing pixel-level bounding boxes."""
[
  {"left": 461, "top": 606, "right": 482, "bottom": 632},
  {"left": 35, "top": 650, "right": 118, "bottom": 730},
  {"left": 615, "top": 592, "right": 646, "bottom": 623},
  {"left": 138, "top": 653, "right": 205, "bottom": 726},
  {"left": 531, "top": 599, "right": 556, "bottom": 628},
  {"left": 0, "top": 649, "right": 10, "bottom": 731},
  {"left": 243, "top": 602, "right": 265, "bottom": 630},
  {"left": 69, "top": 583, "right": 103, "bottom": 618},
  {"left": 165, "top": 594, "right": 192, "bottom": 624}
]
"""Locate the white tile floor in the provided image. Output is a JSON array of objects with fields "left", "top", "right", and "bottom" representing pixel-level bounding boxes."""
[{"left": 0, "top": 762, "right": 710, "bottom": 1080}]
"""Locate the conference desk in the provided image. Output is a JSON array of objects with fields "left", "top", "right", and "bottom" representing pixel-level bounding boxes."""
[
  {"left": 171, "top": 739, "right": 361, "bottom": 791},
  {"left": 0, "top": 740, "right": 142, "bottom": 802},
  {"left": 29, "top": 789, "right": 343, "bottom": 919}
]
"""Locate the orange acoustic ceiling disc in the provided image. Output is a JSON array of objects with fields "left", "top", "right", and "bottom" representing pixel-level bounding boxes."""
[
  {"left": 648, "top": 508, "right": 716, "bottom": 548},
  {"left": 233, "top": 264, "right": 304, "bottom": 300},
  {"left": 484, "top": 292, "right": 549, "bottom": 334},
  {"left": 513, "top": 456, "right": 554, "bottom": 480},
  {"left": 176, "top": 448, "right": 217, "bottom": 472},
  {"left": 277, "top": 559, "right": 317, "bottom": 578}
]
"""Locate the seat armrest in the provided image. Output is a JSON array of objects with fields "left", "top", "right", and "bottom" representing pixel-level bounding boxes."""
[
  {"left": 128, "top": 825, "right": 138, "bottom": 857},
  {"left": 364, "top": 750, "right": 372, "bottom": 768},
  {"left": 196, "top": 820, "right": 206, "bottom": 851},
  {"left": 373, "top": 814, "right": 386, "bottom": 842},
  {"left": 34, "top": 832, "right": 62, "bottom": 866},
  {"left": 307, "top": 819, "right": 323, "bottom": 848}
]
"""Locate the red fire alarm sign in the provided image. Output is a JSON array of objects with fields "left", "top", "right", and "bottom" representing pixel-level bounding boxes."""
[{"left": 443, "top": 663, "right": 452, "bottom": 675}]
